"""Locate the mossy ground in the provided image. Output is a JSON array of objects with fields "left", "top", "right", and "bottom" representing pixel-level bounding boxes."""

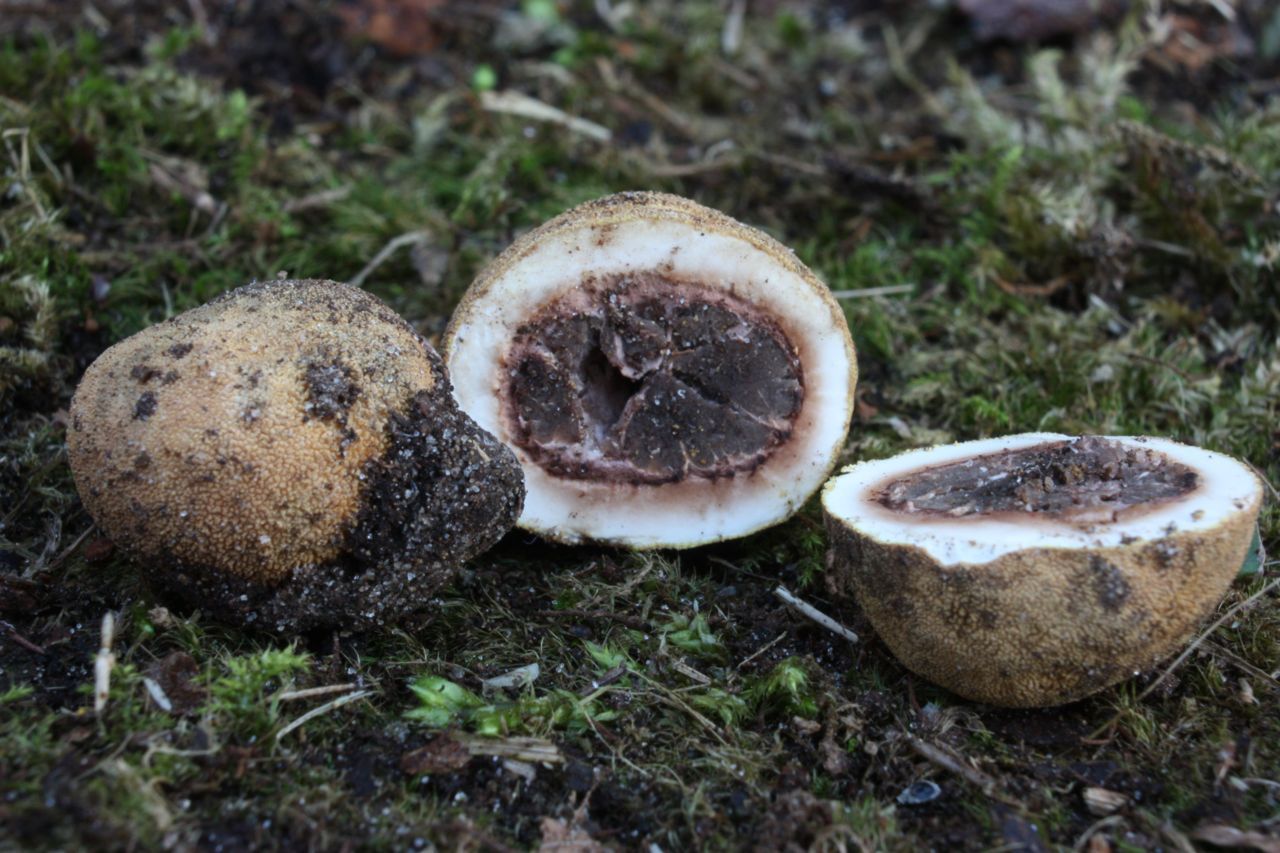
[{"left": 2, "top": 1, "right": 1278, "bottom": 849}]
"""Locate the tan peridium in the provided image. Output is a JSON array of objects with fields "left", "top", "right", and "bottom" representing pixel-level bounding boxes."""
[
  {"left": 825, "top": 505, "right": 1259, "bottom": 707},
  {"left": 67, "top": 279, "right": 438, "bottom": 584},
  {"left": 443, "top": 191, "right": 850, "bottom": 362}
]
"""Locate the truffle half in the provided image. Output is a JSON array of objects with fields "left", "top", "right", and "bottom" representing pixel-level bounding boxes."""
[
  {"left": 444, "top": 192, "right": 857, "bottom": 548},
  {"left": 67, "top": 279, "right": 524, "bottom": 632},
  {"left": 822, "top": 433, "right": 1262, "bottom": 707}
]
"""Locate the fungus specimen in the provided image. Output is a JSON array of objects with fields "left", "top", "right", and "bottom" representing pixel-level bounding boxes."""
[
  {"left": 444, "top": 192, "right": 857, "bottom": 547},
  {"left": 822, "top": 433, "right": 1262, "bottom": 706},
  {"left": 68, "top": 279, "right": 524, "bottom": 632}
]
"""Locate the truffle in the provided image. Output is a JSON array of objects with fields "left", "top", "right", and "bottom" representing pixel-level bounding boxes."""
[
  {"left": 444, "top": 192, "right": 857, "bottom": 548},
  {"left": 67, "top": 279, "right": 524, "bottom": 632},
  {"left": 822, "top": 433, "right": 1262, "bottom": 707}
]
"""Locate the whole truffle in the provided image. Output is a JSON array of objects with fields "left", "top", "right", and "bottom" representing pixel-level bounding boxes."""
[{"left": 67, "top": 279, "right": 524, "bottom": 632}]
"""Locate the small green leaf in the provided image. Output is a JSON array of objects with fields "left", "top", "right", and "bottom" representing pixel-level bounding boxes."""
[
  {"left": 746, "top": 657, "right": 819, "bottom": 719},
  {"left": 406, "top": 676, "right": 485, "bottom": 727},
  {"left": 584, "top": 641, "right": 627, "bottom": 671},
  {"left": 1238, "top": 526, "right": 1264, "bottom": 577},
  {"left": 661, "top": 613, "right": 724, "bottom": 660},
  {"left": 471, "top": 64, "right": 497, "bottom": 92},
  {"left": 522, "top": 0, "right": 559, "bottom": 24}
]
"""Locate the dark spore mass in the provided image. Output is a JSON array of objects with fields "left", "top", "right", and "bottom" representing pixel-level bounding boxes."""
[
  {"left": 877, "top": 437, "right": 1198, "bottom": 520},
  {"left": 504, "top": 273, "right": 804, "bottom": 485}
]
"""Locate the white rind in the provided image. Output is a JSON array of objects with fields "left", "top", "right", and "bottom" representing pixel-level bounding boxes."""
[
  {"left": 821, "top": 433, "right": 1262, "bottom": 566},
  {"left": 447, "top": 215, "right": 855, "bottom": 547}
]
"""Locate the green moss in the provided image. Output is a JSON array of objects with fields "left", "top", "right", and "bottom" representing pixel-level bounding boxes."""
[{"left": 2, "top": 4, "right": 1278, "bottom": 850}]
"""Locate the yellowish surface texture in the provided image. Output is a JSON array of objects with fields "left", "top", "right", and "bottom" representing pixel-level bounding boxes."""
[{"left": 68, "top": 279, "right": 438, "bottom": 584}]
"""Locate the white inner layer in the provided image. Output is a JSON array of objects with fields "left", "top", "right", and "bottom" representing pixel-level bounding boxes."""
[
  {"left": 822, "top": 433, "right": 1262, "bottom": 566},
  {"left": 447, "top": 218, "right": 854, "bottom": 547}
]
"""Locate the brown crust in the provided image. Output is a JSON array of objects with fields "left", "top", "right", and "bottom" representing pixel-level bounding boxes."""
[{"left": 825, "top": 491, "right": 1260, "bottom": 707}]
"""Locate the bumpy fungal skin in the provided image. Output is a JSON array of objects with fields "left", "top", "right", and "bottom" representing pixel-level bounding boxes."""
[
  {"left": 822, "top": 435, "right": 1262, "bottom": 707},
  {"left": 444, "top": 191, "right": 856, "bottom": 548},
  {"left": 68, "top": 279, "right": 524, "bottom": 632}
]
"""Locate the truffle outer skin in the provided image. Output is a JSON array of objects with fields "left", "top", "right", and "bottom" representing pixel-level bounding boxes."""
[
  {"left": 67, "top": 279, "right": 524, "bottom": 632},
  {"left": 825, "top": 492, "right": 1260, "bottom": 708}
]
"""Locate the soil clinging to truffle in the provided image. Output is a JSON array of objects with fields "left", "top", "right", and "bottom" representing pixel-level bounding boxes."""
[
  {"left": 68, "top": 278, "right": 526, "bottom": 632},
  {"left": 145, "top": 384, "right": 524, "bottom": 633},
  {"left": 503, "top": 273, "right": 804, "bottom": 485}
]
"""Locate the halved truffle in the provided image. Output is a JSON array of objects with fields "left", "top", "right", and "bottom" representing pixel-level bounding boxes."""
[
  {"left": 67, "top": 279, "right": 525, "bottom": 632},
  {"left": 822, "top": 433, "right": 1262, "bottom": 707},
  {"left": 444, "top": 192, "right": 857, "bottom": 548}
]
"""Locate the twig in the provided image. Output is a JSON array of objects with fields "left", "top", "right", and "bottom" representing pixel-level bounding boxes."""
[
  {"left": 736, "top": 630, "right": 787, "bottom": 671},
  {"left": 830, "top": 284, "right": 916, "bottom": 300},
  {"left": 275, "top": 690, "right": 372, "bottom": 741},
  {"left": 994, "top": 272, "right": 1072, "bottom": 298},
  {"left": 94, "top": 612, "right": 116, "bottom": 715},
  {"left": 906, "top": 734, "right": 1019, "bottom": 806},
  {"left": 1204, "top": 640, "right": 1280, "bottom": 691},
  {"left": 1088, "top": 576, "right": 1280, "bottom": 741},
  {"left": 631, "top": 668, "right": 730, "bottom": 745},
  {"left": 640, "top": 153, "right": 744, "bottom": 177},
  {"left": 274, "top": 683, "right": 360, "bottom": 703},
  {"left": 756, "top": 150, "right": 825, "bottom": 177},
  {"left": 1072, "top": 815, "right": 1126, "bottom": 853},
  {"left": 479, "top": 90, "right": 611, "bottom": 142},
  {"left": 282, "top": 185, "right": 352, "bottom": 214},
  {"left": 1135, "top": 576, "right": 1279, "bottom": 704},
  {"left": 651, "top": 692, "right": 729, "bottom": 745},
  {"left": 1134, "top": 237, "right": 1195, "bottom": 258},
  {"left": 721, "top": 0, "right": 746, "bottom": 56},
  {"left": 0, "top": 621, "right": 46, "bottom": 655},
  {"left": 625, "top": 84, "right": 704, "bottom": 140},
  {"left": 462, "top": 736, "right": 564, "bottom": 764},
  {"left": 1123, "top": 351, "right": 1195, "bottom": 383},
  {"left": 583, "top": 663, "right": 628, "bottom": 697},
  {"left": 774, "top": 585, "right": 859, "bottom": 643},
  {"left": 671, "top": 658, "right": 710, "bottom": 684},
  {"left": 346, "top": 231, "right": 429, "bottom": 289},
  {"left": 1242, "top": 459, "right": 1280, "bottom": 505},
  {"left": 41, "top": 526, "right": 95, "bottom": 574}
]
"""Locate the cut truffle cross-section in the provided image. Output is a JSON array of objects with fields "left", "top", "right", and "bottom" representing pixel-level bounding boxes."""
[
  {"left": 445, "top": 192, "right": 857, "bottom": 548},
  {"left": 876, "top": 435, "right": 1199, "bottom": 521},
  {"left": 822, "top": 433, "right": 1263, "bottom": 707},
  {"left": 504, "top": 273, "right": 804, "bottom": 485}
]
